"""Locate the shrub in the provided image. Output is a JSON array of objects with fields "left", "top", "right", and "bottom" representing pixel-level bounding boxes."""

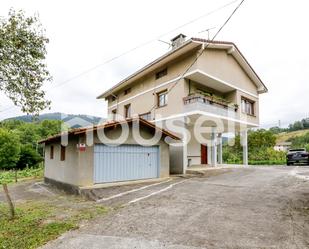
[
  {"left": 0, "top": 129, "right": 21, "bottom": 170},
  {"left": 16, "top": 145, "right": 43, "bottom": 170}
]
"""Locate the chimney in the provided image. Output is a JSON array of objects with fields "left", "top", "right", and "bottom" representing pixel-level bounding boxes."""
[{"left": 170, "top": 34, "right": 186, "bottom": 50}]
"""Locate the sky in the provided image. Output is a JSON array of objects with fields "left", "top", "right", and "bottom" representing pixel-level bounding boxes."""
[{"left": 0, "top": 0, "right": 308, "bottom": 128}]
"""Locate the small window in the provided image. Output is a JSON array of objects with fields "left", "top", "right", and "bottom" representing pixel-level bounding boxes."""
[
  {"left": 111, "top": 95, "right": 117, "bottom": 102},
  {"left": 111, "top": 109, "right": 117, "bottom": 120},
  {"left": 155, "top": 68, "right": 167, "bottom": 80},
  {"left": 124, "top": 88, "right": 131, "bottom": 95},
  {"left": 50, "top": 146, "right": 54, "bottom": 159},
  {"left": 241, "top": 98, "right": 254, "bottom": 115},
  {"left": 139, "top": 112, "right": 151, "bottom": 121},
  {"left": 157, "top": 90, "right": 168, "bottom": 107},
  {"left": 124, "top": 104, "right": 131, "bottom": 118},
  {"left": 60, "top": 145, "right": 66, "bottom": 161}
]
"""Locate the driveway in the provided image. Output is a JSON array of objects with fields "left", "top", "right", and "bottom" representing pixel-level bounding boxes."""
[{"left": 42, "top": 166, "right": 309, "bottom": 249}]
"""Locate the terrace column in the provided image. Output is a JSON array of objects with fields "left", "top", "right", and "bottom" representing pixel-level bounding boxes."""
[
  {"left": 183, "top": 131, "right": 188, "bottom": 174},
  {"left": 207, "top": 145, "right": 212, "bottom": 165},
  {"left": 211, "top": 127, "right": 217, "bottom": 167},
  {"left": 241, "top": 129, "right": 248, "bottom": 166},
  {"left": 217, "top": 133, "right": 223, "bottom": 165}
]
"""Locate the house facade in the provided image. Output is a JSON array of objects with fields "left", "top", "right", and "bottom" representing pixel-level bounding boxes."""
[
  {"left": 274, "top": 142, "right": 292, "bottom": 152},
  {"left": 98, "top": 34, "right": 268, "bottom": 173}
]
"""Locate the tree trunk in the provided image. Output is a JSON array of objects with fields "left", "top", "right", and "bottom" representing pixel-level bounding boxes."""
[
  {"left": 2, "top": 184, "right": 15, "bottom": 219},
  {"left": 14, "top": 169, "right": 18, "bottom": 183}
]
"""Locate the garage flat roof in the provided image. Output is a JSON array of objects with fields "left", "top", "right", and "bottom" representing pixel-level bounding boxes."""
[{"left": 39, "top": 118, "right": 181, "bottom": 144}]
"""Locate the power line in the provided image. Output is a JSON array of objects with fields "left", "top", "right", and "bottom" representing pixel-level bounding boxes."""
[
  {"left": 148, "top": 0, "right": 246, "bottom": 114},
  {"left": 0, "top": 105, "right": 16, "bottom": 113},
  {"left": 0, "top": 0, "right": 240, "bottom": 115},
  {"left": 50, "top": 0, "right": 239, "bottom": 90}
]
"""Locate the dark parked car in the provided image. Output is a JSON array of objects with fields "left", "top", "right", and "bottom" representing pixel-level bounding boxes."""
[{"left": 287, "top": 148, "right": 309, "bottom": 165}]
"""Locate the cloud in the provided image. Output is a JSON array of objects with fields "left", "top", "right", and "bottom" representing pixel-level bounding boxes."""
[{"left": 0, "top": 0, "right": 308, "bottom": 128}]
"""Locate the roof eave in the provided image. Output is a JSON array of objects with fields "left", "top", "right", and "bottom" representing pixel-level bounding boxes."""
[
  {"left": 97, "top": 38, "right": 268, "bottom": 99},
  {"left": 39, "top": 118, "right": 181, "bottom": 144},
  {"left": 96, "top": 39, "right": 201, "bottom": 99}
]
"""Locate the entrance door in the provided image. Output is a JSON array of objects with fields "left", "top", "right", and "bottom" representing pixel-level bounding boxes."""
[{"left": 201, "top": 144, "right": 208, "bottom": 164}]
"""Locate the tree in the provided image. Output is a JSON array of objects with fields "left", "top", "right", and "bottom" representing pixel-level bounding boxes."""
[
  {"left": 269, "top": 126, "right": 286, "bottom": 134},
  {"left": 0, "top": 128, "right": 21, "bottom": 170},
  {"left": 248, "top": 129, "right": 276, "bottom": 152},
  {"left": 38, "top": 120, "right": 62, "bottom": 138},
  {"left": 0, "top": 9, "right": 51, "bottom": 219},
  {"left": 223, "top": 129, "right": 278, "bottom": 164},
  {"left": 0, "top": 9, "right": 51, "bottom": 114},
  {"left": 0, "top": 128, "right": 21, "bottom": 219},
  {"left": 16, "top": 122, "right": 40, "bottom": 147},
  {"left": 16, "top": 145, "right": 42, "bottom": 170}
]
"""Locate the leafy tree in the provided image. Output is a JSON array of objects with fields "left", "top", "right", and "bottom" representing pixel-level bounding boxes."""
[
  {"left": 223, "top": 129, "right": 280, "bottom": 164},
  {"left": 38, "top": 120, "right": 62, "bottom": 138},
  {"left": 248, "top": 129, "right": 276, "bottom": 152},
  {"left": 0, "top": 119, "right": 24, "bottom": 130},
  {"left": 269, "top": 126, "right": 286, "bottom": 134},
  {"left": 16, "top": 145, "right": 42, "bottom": 170},
  {"left": 0, "top": 9, "right": 51, "bottom": 114},
  {"left": 288, "top": 132, "right": 309, "bottom": 149},
  {"left": 16, "top": 123, "right": 40, "bottom": 147},
  {"left": 0, "top": 128, "right": 20, "bottom": 170}
]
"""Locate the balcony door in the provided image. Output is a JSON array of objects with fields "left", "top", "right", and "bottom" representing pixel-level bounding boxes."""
[{"left": 201, "top": 144, "right": 208, "bottom": 164}]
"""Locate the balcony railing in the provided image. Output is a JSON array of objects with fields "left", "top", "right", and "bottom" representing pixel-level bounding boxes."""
[{"left": 183, "top": 93, "right": 238, "bottom": 118}]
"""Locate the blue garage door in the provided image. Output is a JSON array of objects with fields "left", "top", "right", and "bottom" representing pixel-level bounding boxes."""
[{"left": 94, "top": 144, "right": 159, "bottom": 183}]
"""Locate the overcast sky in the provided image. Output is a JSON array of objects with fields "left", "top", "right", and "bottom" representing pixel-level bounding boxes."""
[{"left": 0, "top": 0, "right": 308, "bottom": 128}]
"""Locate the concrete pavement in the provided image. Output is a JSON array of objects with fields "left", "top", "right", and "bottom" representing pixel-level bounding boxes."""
[{"left": 42, "top": 166, "right": 309, "bottom": 249}]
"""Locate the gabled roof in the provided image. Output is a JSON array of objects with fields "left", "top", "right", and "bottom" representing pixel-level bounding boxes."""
[
  {"left": 191, "top": 38, "right": 268, "bottom": 94},
  {"left": 97, "top": 37, "right": 268, "bottom": 99},
  {"left": 39, "top": 118, "right": 181, "bottom": 144}
]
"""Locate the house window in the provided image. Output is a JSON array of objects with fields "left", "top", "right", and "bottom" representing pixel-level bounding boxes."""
[
  {"left": 241, "top": 98, "right": 254, "bottom": 115},
  {"left": 50, "top": 146, "right": 54, "bottom": 159},
  {"left": 157, "top": 90, "right": 168, "bottom": 107},
  {"left": 155, "top": 68, "right": 167, "bottom": 80},
  {"left": 60, "top": 145, "right": 66, "bottom": 161},
  {"left": 111, "top": 95, "right": 117, "bottom": 102},
  {"left": 124, "top": 104, "right": 131, "bottom": 118},
  {"left": 111, "top": 109, "right": 117, "bottom": 120},
  {"left": 124, "top": 88, "right": 131, "bottom": 95},
  {"left": 139, "top": 112, "right": 151, "bottom": 121}
]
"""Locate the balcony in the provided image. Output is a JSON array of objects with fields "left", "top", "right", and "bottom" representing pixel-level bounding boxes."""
[{"left": 183, "top": 93, "right": 238, "bottom": 119}]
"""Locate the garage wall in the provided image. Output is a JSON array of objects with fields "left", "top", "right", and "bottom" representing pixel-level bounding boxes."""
[
  {"left": 44, "top": 137, "right": 80, "bottom": 186},
  {"left": 93, "top": 125, "right": 170, "bottom": 178},
  {"left": 169, "top": 144, "right": 184, "bottom": 174},
  {"left": 77, "top": 138, "right": 94, "bottom": 186},
  {"left": 44, "top": 124, "right": 170, "bottom": 187}
]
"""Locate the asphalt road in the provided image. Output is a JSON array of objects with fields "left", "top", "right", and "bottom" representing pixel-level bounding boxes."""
[{"left": 42, "top": 166, "right": 309, "bottom": 249}]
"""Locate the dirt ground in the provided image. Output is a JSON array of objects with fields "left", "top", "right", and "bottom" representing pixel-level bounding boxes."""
[{"left": 2, "top": 166, "right": 309, "bottom": 249}]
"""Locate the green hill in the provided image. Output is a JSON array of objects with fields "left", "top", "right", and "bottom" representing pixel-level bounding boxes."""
[
  {"left": 5, "top": 112, "right": 105, "bottom": 127},
  {"left": 276, "top": 129, "right": 309, "bottom": 143}
]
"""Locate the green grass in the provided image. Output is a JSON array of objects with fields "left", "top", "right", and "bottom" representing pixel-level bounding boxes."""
[
  {"left": 0, "top": 167, "right": 43, "bottom": 184},
  {"left": 276, "top": 129, "right": 309, "bottom": 143},
  {"left": 0, "top": 201, "right": 109, "bottom": 249},
  {"left": 249, "top": 160, "right": 285, "bottom": 165},
  {"left": 224, "top": 160, "right": 285, "bottom": 165}
]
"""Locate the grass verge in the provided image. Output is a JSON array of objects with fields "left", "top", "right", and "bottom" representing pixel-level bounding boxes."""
[
  {"left": 0, "top": 167, "right": 44, "bottom": 184},
  {"left": 0, "top": 200, "right": 109, "bottom": 249}
]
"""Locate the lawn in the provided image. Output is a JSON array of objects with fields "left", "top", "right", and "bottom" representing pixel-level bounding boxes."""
[
  {"left": 0, "top": 200, "right": 109, "bottom": 249},
  {"left": 0, "top": 166, "right": 44, "bottom": 184},
  {"left": 276, "top": 129, "right": 309, "bottom": 143}
]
